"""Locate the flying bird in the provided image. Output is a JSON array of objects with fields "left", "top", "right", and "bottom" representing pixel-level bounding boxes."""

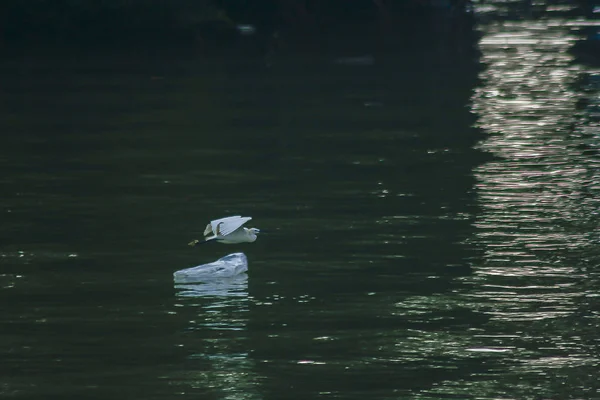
[{"left": 188, "top": 215, "right": 260, "bottom": 246}]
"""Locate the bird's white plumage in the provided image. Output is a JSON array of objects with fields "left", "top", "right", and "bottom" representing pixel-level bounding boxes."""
[
  {"left": 189, "top": 215, "right": 259, "bottom": 245},
  {"left": 206, "top": 216, "right": 252, "bottom": 237}
]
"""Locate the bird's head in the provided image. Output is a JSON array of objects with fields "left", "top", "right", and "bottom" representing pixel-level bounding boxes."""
[{"left": 245, "top": 227, "right": 260, "bottom": 243}]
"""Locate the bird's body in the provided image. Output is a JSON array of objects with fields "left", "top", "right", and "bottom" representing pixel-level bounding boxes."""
[{"left": 189, "top": 215, "right": 259, "bottom": 246}]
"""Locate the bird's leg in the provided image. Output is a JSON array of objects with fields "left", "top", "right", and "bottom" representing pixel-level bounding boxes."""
[{"left": 188, "top": 238, "right": 217, "bottom": 246}]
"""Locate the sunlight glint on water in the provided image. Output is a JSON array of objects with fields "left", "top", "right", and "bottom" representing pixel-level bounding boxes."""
[{"left": 446, "top": 10, "right": 600, "bottom": 399}]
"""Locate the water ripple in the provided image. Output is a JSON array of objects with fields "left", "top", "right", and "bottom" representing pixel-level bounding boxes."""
[{"left": 456, "top": 5, "right": 600, "bottom": 398}]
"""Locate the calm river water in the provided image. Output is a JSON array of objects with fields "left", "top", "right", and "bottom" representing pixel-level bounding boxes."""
[{"left": 2, "top": 2, "right": 600, "bottom": 399}]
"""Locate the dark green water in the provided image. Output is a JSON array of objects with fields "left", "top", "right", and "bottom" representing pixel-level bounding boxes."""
[{"left": 2, "top": 4, "right": 600, "bottom": 399}]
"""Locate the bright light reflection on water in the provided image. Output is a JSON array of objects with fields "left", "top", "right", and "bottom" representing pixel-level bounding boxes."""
[{"left": 438, "top": 4, "right": 600, "bottom": 399}]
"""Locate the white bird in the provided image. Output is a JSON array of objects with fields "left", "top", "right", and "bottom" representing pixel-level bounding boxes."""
[{"left": 188, "top": 216, "right": 260, "bottom": 246}]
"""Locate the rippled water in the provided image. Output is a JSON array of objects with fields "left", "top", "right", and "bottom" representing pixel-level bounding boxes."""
[
  {"left": 2, "top": 2, "right": 600, "bottom": 399},
  {"left": 461, "top": 3, "right": 600, "bottom": 398}
]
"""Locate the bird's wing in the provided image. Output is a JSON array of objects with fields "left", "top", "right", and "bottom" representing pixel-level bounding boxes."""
[
  {"left": 216, "top": 216, "right": 252, "bottom": 236},
  {"left": 204, "top": 216, "right": 239, "bottom": 237},
  {"left": 209, "top": 215, "right": 241, "bottom": 234}
]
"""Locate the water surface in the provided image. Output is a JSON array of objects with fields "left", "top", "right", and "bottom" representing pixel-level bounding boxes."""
[{"left": 2, "top": 3, "right": 600, "bottom": 399}]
